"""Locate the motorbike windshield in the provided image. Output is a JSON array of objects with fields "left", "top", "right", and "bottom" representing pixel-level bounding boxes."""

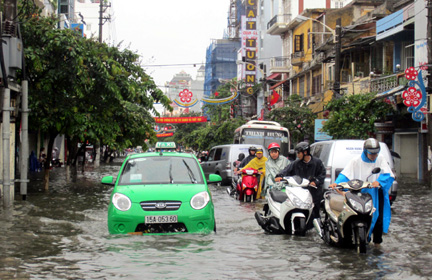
[{"left": 118, "top": 156, "right": 204, "bottom": 185}]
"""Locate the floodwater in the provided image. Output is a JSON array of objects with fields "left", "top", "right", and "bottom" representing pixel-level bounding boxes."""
[{"left": 1, "top": 161, "right": 431, "bottom": 279}]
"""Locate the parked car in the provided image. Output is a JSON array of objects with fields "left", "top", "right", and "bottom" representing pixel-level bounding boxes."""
[
  {"left": 101, "top": 143, "right": 222, "bottom": 235},
  {"left": 200, "top": 144, "right": 268, "bottom": 185},
  {"left": 310, "top": 140, "right": 399, "bottom": 204}
]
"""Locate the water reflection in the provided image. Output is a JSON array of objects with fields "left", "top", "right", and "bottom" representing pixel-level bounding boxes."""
[{"left": 0, "top": 165, "right": 431, "bottom": 279}]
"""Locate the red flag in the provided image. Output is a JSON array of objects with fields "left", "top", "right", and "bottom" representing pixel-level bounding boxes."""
[
  {"left": 269, "top": 90, "right": 280, "bottom": 106},
  {"left": 214, "top": 91, "right": 219, "bottom": 97}
]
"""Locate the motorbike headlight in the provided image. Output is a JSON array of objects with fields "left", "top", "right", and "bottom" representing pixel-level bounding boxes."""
[
  {"left": 112, "top": 193, "right": 131, "bottom": 211},
  {"left": 191, "top": 191, "right": 210, "bottom": 210},
  {"left": 287, "top": 192, "right": 313, "bottom": 209},
  {"left": 365, "top": 200, "right": 373, "bottom": 213},
  {"left": 348, "top": 198, "right": 363, "bottom": 212}
]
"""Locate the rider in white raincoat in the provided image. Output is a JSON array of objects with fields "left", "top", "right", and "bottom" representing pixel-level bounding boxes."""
[
  {"left": 331, "top": 138, "right": 395, "bottom": 244},
  {"left": 263, "top": 143, "right": 290, "bottom": 195}
]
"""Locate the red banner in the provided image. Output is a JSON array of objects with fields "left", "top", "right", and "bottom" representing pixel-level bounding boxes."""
[
  {"left": 154, "top": 117, "right": 208, "bottom": 123},
  {"left": 156, "top": 132, "right": 174, "bottom": 138}
]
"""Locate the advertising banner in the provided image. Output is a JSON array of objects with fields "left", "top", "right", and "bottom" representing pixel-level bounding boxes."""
[{"left": 154, "top": 117, "right": 208, "bottom": 123}]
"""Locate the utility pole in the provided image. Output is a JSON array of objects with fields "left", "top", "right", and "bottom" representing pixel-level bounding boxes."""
[
  {"left": 98, "top": 0, "right": 111, "bottom": 43},
  {"left": 333, "top": 18, "right": 342, "bottom": 98},
  {"left": 1, "top": 0, "right": 26, "bottom": 207},
  {"left": 427, "top": 0, "right": 432, "bottom": 186}
]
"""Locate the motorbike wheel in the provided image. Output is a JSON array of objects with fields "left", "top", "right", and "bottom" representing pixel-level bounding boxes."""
[
  {"left": 321, "top": 216, "right": 332, "bottom": 245},
  {"left": 295, "top": 217, "right": 306, "bottom": 236},
  {"left": 244, "top": 195, "right": 252, "bottom": 202},
  {"left": 355, "top": 226, "right": 367, "bottom": 254}
]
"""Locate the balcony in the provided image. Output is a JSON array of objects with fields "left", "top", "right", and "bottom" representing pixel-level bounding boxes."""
[
  {"left": 370, "top": 73, "right": 408, "bottom": 94},
  {"left": 291, "top": 51, "right": 304, "bottom": 66},
  {"left": 267, "top": 14, "right": 291, "bottom": 35},
  {"left": 269, "top": 57, "right": 291, "bottom": 73}
]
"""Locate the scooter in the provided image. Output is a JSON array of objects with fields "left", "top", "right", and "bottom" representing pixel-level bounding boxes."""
[
  {"left": 255, "top": 175, "right": 314, "bottom": 236},
  {"left": 315, "top": 167, "right": 381, "bottom": 254},
  {"left": 227, "top": 167, "right": 261, "bottom": 202}
]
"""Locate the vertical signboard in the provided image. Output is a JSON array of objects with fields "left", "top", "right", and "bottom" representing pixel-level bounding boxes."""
[
  {"left": 242, "top": 0, "right": 258, "bottom": 94},
  {"left": 315, "top": 119, "right": 333, "bottom": 141}
]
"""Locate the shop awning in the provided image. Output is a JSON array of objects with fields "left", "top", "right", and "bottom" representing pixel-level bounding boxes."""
[
  {"left": 266, "top": 72, "right": 281, "bottom": 81},
  {"left": 270, "top": 78, "right": 289, "bottom": 90},
  {"left": 374, "top": 85, "right": 406, "bottom": 100}
]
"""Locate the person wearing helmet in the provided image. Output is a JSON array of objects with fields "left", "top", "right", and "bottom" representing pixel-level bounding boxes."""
[
  {"left": 241, "top": 148, "right": 268, "bottom": 198},
  {"left": 235, "top": 146, "right": 257, "bottom": 174},
  {"left": 275, "top": 141, "right": 326, "bottom": 229},
  {"left": 263, "top": 142, "right": 290, "bottom": 196},
  {"left": 329, "top": 138, "right": 395, "bottom": 245}
]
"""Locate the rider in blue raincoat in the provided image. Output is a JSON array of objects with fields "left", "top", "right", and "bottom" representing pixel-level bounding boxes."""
[{"left": 330, "top": 138, "right": 395, "bottom": 245}]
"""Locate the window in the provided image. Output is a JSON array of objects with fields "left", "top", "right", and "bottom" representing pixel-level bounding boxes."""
[
  {"left": 119, "top": 157, "right": 204, "bottom": 185},
  {"left": 312, "top": 74, "right": 322, "bottom": 95},
  {"left": 294, "top": 34, "right": 304, "bottom": 52},
  {"left": 307, "top": 29, "right": 311, "bottom": 49},
  {"left": 60, "top": 0, "right": 69, "bottom": 14},
  {"left": 214, "top": 148, "right": 223, "bottom": 161}
]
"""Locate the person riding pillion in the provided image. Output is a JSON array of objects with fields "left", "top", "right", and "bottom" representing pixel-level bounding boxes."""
[
  {"left": 275, "top": 142, "right": 326, "bottom": 229},
  {"left": 241, "top": 148, "right": 268, "bottom": 199},
  {"left": 329, "top": 138, "right": 395, "bottom": 245},
  {"left": 263, "top": 142, "right": 290, "bottom": 196},
  {"left": 235, "top": 146, "right": 257, "bottom": 174}
]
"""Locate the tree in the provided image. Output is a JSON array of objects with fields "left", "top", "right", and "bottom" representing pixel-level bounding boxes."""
[
  {"left": 322, "top": 93, "right": 394, "bottom": 139},
  {"left": 19, "top": 7, "right": 171, "bottom": 188},
  {"left": 267, "top": 95, "right": 315, "bottom": 144}
]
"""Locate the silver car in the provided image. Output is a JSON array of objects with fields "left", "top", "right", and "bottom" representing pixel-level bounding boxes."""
[{"left": 200, "top": 144, "right": 267, "bottom": 185}]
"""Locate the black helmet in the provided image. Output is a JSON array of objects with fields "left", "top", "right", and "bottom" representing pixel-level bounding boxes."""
[
  {"left": 295, "top": 142, "right": 310, "bottom": 154},
  {"left": 249, "top": 146, "right": 257, "bottom": 152},
  {"left": 364, "top": 138, "right": 380, "bottom": 154},
  {"left": 238, "top": 153, "right": 245, "bottom": 161}
]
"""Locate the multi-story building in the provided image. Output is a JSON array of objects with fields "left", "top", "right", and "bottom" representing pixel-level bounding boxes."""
[
  {"left": 265, "top": 0, "right": 339, "bottom": 117},
  {"left": 74, "top": 0, "right": 114, "bottom": 43},
  {"left": 204, "top": 38, "right": 241, "bottom": 96}
]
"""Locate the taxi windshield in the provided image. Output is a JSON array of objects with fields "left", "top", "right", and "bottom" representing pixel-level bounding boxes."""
[{"left": 118, "top": 156, "right": 204, "bottom": 185}]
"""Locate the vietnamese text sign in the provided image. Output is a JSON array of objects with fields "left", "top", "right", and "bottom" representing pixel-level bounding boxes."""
[{"left": 154, "top": 117, "right": 208, "bottom": 123}]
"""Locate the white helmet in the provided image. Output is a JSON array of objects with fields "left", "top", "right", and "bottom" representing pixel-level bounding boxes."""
[{"left": 364, "top": 138, "right": 380, "bottom": 154}]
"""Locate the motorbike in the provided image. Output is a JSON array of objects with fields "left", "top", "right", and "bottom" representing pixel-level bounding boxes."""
[
  {"left": 227, "top": 167, "right": 261, "bottom": 202},
  {"left": 314, "top": 167, "right": 381, "bottom": 254},
  {"left": 51, "top": 158, "right": 62, "bottom": 167},
  {"left": 255, "top": 175, "right": 314, "bottom": 236}
]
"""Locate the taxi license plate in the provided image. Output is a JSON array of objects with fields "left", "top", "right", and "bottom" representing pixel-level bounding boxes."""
[{"left": 145, "top": 215, "right": 178, "bottom": 224}]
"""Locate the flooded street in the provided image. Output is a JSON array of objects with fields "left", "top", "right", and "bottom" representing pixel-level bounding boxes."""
[{"left": 1, "top": 161, "right": 432, "bottom": 279}]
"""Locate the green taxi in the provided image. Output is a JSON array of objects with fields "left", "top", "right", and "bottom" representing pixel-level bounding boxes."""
[{"left": 102, "top": 142, "right": 222, "bottom": 235}]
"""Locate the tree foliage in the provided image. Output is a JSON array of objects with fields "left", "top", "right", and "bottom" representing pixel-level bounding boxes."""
[
  {"left": 322, "top": 93, "right": 394, "bottom": 139},
  {"left": 267, "top": 95, "right": 315, "bottom": 144},
  {"left": 19, "top": 7, "right": 172, "bottom": 169}
]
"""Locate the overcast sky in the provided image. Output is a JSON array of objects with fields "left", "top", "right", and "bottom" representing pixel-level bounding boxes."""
[{"left": 111, "top": 0, "right": 230, "bottom": 90}]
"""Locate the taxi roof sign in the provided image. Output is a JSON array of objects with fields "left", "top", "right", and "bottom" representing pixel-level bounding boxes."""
[{"left": 155, "top": 142, "right": 176, "bottom": 149}]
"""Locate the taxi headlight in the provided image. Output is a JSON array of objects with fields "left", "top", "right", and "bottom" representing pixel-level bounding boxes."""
[
  {"left": 112, "top": 193, "right": 131, "bottom": 211},
  {"left": 191, "top": 191, "right": 210, "bottom": 210}
]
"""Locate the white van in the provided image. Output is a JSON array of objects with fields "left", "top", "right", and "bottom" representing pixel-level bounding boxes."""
[
  {"left": 310, "top": 140, "right": 399, "bottom": 204},
  {"left": 200, "top": 144, "right": 267, "bottom": 185}
]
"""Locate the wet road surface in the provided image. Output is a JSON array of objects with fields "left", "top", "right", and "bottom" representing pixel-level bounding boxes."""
[{"left": 0, "top": 162, "right": 431, "bottom": 279}]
